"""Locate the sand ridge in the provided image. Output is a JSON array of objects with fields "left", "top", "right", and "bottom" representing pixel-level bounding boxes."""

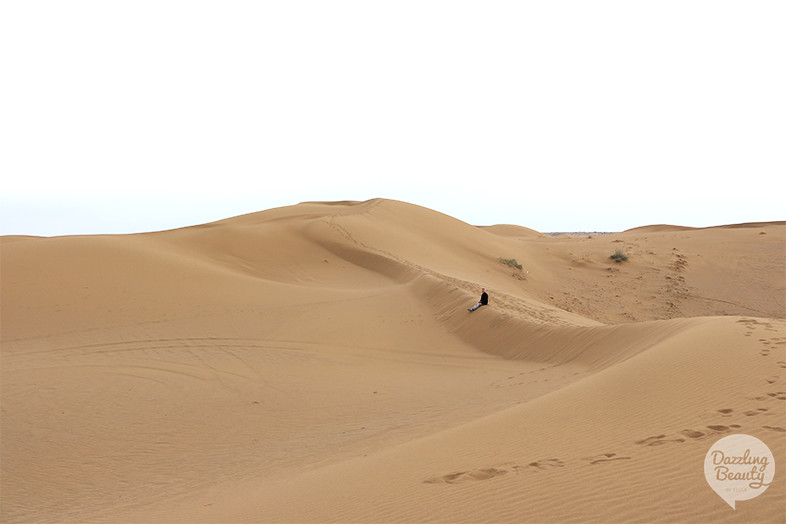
[{"left": 1, "top": 198, "right": 784, "bottom": 522}]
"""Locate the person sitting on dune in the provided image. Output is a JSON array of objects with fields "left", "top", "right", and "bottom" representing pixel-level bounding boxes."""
[{"left": 468, "top": 288, "right": 489, "bottom": 312}]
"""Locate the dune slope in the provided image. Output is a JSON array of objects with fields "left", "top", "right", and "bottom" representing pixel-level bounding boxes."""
[{"left": 1, "top": 199, "right": 784, "bottom": 523}]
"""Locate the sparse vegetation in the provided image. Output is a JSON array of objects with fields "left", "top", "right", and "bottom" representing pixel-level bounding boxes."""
[
  {"left": 499, "top": 257, "right": 523, "bottom": 270},
  {"left": 609, "top": 249, "right": 628, "bottom": 263}
]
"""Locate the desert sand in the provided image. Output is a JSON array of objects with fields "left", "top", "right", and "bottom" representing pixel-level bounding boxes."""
[{"left": 1, "top": 198, "right": 784, "bottom": 523}]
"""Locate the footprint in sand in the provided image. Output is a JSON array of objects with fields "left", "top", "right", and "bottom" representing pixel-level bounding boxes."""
[
  {"left": 638, "top": 425, "right": 742, "bottom": 446},
  {"left": 744, "top": 408, "right": 769, "bottom": 417},
  {"left": 776, "top": 361, "right": 786, "bottom": 369},
  {"left": 717, "top": 408, "right": 733, "bottom": 417},
  {"left": 680, "top": 429, "right": 706, "bottom": 439},
  {"left": 525, "top": 458, "right": 565, "bottom": 471},
  {"left": 767, "top": 391, "right": 786, "bottom": 400},
  {"left": 583, "top": 453, "right": 631, "bottom": 465},
  {"left": 636, "top": 435, "right": 685, "bottom": 447},
  {"left": 762, "top": 426, "right": 786, "bottom": 432},
  {"left": 680, "top": 425, "right": 741, "bottom": 438},
  {"left": 425, "top": 458, "right": 569, "bottom": 484},
  {"left": 706, "top": 424, "right": 741, "bottom": 433},
  {"left": 424, "top": 467, "right": 508, "bottom": 484}
]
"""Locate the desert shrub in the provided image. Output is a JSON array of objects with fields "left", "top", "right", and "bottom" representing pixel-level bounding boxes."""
[
  {"left": 499, "top": 257, "right": 523, "bottom": 270},
  {"left": 609, "top": 249, "right": 628, "bottom": 263}
]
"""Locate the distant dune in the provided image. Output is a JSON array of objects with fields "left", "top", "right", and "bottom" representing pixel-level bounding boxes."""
[
  {"left": 625, "top": 221, "right": 786, "bottom": 233},
  {"left": 623, "top": 224, "right": 697, "bottom": 233},
  {"left": 2, "top": 199, "right": 784, "bottom": 523}
]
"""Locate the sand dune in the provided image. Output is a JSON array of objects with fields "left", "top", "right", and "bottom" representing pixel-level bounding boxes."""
[
  {"left": 1, "top": 199, "right": 784, "bottom": 522},
  {"left": 626, "top": 221, "right": 786, "bottom": 233}
]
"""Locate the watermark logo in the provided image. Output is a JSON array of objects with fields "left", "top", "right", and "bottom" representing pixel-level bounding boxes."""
[{"left": 704, "top": 434, "right": 774, "bottom": 509}]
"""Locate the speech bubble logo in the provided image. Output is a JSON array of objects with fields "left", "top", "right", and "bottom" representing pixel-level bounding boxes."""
[{"left": 704, "top": 434, "right": 774, "bottom": 509}]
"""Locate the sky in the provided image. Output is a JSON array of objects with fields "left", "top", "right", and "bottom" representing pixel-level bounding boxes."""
[{"left": 1, "top": 1, "right": 784, "bottom": 236}]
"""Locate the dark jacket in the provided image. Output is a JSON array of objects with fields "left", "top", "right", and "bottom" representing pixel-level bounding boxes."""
[{"left": 480, "top": 292, "right": 489, "bottom": 305}]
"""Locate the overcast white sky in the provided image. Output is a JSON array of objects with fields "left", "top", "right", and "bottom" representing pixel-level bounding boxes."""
[{"left": 2, "top": 1, "right": 784, "bottom": 236}]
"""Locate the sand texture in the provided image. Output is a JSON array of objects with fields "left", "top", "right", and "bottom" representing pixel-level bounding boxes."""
[{"left": 1, "top": 199, "right": 784, "bottom": 522}]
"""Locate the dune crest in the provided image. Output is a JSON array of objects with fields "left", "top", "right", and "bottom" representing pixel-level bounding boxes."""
[{"left": 2, "top": 199, "right": 784, "bottom": 522}]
